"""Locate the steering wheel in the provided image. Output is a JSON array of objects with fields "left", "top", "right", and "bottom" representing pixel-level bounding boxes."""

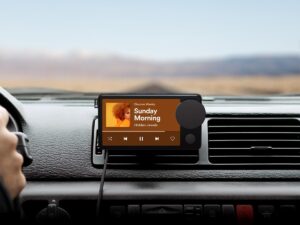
[
  {"left": 7, "top": 114, "right": 32, "bottom": 167},
  {"left": 0, "top": 113, "right": 33, "bottom": 220}
]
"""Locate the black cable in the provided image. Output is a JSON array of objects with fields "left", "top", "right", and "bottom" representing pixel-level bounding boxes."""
[{"left": 96, "top": 150, "right": 109, "bottom": 222}]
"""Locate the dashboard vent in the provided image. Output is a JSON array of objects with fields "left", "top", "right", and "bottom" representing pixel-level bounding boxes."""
[{"left": 208, "top": 118, "right": 300, "bottom": 164}]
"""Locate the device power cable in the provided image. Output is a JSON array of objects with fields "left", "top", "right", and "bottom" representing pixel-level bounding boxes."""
[{"left": 96, "top": 150, "right": 109, "bottom": 223}]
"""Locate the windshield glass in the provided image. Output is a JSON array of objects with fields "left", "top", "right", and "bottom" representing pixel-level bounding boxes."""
[{"left": 1, "top": 1, "right": 300, "bottom": 95}]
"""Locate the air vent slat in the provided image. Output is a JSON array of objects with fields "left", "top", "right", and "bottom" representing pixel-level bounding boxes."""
[
  {"left": 210, "top": 147, "right": 300, "bottom": 150},
  {"left": 209, "top": 126, "right": 300, "bottom": 128},
  {"left": 209, "top": 126, "right": 300, "bottom": 132},
  {"left": 210, "top": 133, "right": 300, "bottom": 140},
  {"left": 210, "top": 149, "right": 300, "bottom": 155},
  {"left": 208, "top": 118, "right": 300, "bottom": 165},
  {"left": 209, "top": 132, "right": 300, "bottom": 133},
  {"left": 211, "top": 155, "right": 300, "bottom": 158},
  {"left": 210, "top": 139, "right": 300, "bottom": 141}
]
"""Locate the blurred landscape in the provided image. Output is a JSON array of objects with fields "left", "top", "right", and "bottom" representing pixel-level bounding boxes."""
[{"left": 1, "top": 51, "right": 300, "bottom": 95}]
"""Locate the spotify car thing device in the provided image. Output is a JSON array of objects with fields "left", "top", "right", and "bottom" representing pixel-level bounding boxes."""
[{"left": 93, "top": 94, "right": 206, "bottom": 165}]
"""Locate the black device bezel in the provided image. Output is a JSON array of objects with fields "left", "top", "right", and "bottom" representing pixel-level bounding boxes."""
[{"left": 97, "top": 93, "right": 203, "bottom": 152}]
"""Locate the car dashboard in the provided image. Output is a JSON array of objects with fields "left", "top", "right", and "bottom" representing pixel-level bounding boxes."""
[{"left": 3, "top": 90, "right": 300, "bottom": 224}]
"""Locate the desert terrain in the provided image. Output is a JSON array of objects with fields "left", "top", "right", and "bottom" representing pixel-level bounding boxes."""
[{"left": 2, "top": 75, "right": 300, "bottom": 95}]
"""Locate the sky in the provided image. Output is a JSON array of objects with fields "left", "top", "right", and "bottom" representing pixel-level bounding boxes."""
[{"left": 0, "top": 0, "right": 300, "bottom": 60}]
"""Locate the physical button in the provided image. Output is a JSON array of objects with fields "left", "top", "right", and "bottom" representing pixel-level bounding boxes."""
[
  {"left": 185, "top": 133, "right": 196, "bottom": 144},
  {"left": 142, "top": 205, "right": 183, "bottom": 215},
  {"left": 204, "top": 205, "right": 221, "bottom": 224},
  {"left": 236, "top": 205, "right": 254, "bottom": 225}
]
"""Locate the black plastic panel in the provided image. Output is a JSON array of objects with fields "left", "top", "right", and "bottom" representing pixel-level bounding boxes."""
[{"left": 21, "top": 100, "right": 300, "bottom": 180}]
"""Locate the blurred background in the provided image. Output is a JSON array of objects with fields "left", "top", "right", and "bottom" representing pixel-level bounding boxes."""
[{"left": 1, "top": 0, "right": 300, "bottom": 95}]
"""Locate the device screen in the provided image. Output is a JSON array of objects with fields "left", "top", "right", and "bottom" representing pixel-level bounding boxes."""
[{"left": 102, "top": 98, "right": 181, "bottom": 146}]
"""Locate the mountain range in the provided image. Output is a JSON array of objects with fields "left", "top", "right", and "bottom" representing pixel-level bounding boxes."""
[{"left": 0, "top": 51, "right": 299, "bottom": 78}]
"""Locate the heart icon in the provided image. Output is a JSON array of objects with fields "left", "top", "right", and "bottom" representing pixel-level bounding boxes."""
[{"left": 170, "top": 136, "right": 175, "bottom": 141}]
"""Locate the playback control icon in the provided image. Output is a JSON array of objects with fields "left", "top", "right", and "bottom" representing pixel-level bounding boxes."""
[{"left": 103, "top": 133, "right": 179, "bottom": 145}]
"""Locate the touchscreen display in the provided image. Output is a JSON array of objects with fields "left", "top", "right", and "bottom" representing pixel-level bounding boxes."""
[{"left": 102, "top": 98, "right": 181, "bottom": 146}]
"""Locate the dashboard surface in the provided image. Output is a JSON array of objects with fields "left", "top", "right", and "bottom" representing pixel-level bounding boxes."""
[
  {"left": 20, "top": 97, "right": 300, "bottom": 180},
  {"left": 2, "top": 95, "right": 299, "bottom": 224}
]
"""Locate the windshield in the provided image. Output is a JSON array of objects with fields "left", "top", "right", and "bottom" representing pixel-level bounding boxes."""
[{"left": 1, "top": 1, "right": 300, "bottom": 95}]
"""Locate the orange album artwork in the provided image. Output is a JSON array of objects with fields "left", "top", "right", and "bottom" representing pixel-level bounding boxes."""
[{"left": 106, "top": 103, "right": 131, "bottom": 127}]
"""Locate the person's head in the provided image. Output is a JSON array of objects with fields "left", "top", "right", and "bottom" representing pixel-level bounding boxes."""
[{"left": 112, "top": 103, "right": 130, "bottom": 121}]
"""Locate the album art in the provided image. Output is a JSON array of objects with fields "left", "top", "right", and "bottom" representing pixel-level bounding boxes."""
[{"left": 106, "top": 102, "right": 131, "bottom": 127}]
